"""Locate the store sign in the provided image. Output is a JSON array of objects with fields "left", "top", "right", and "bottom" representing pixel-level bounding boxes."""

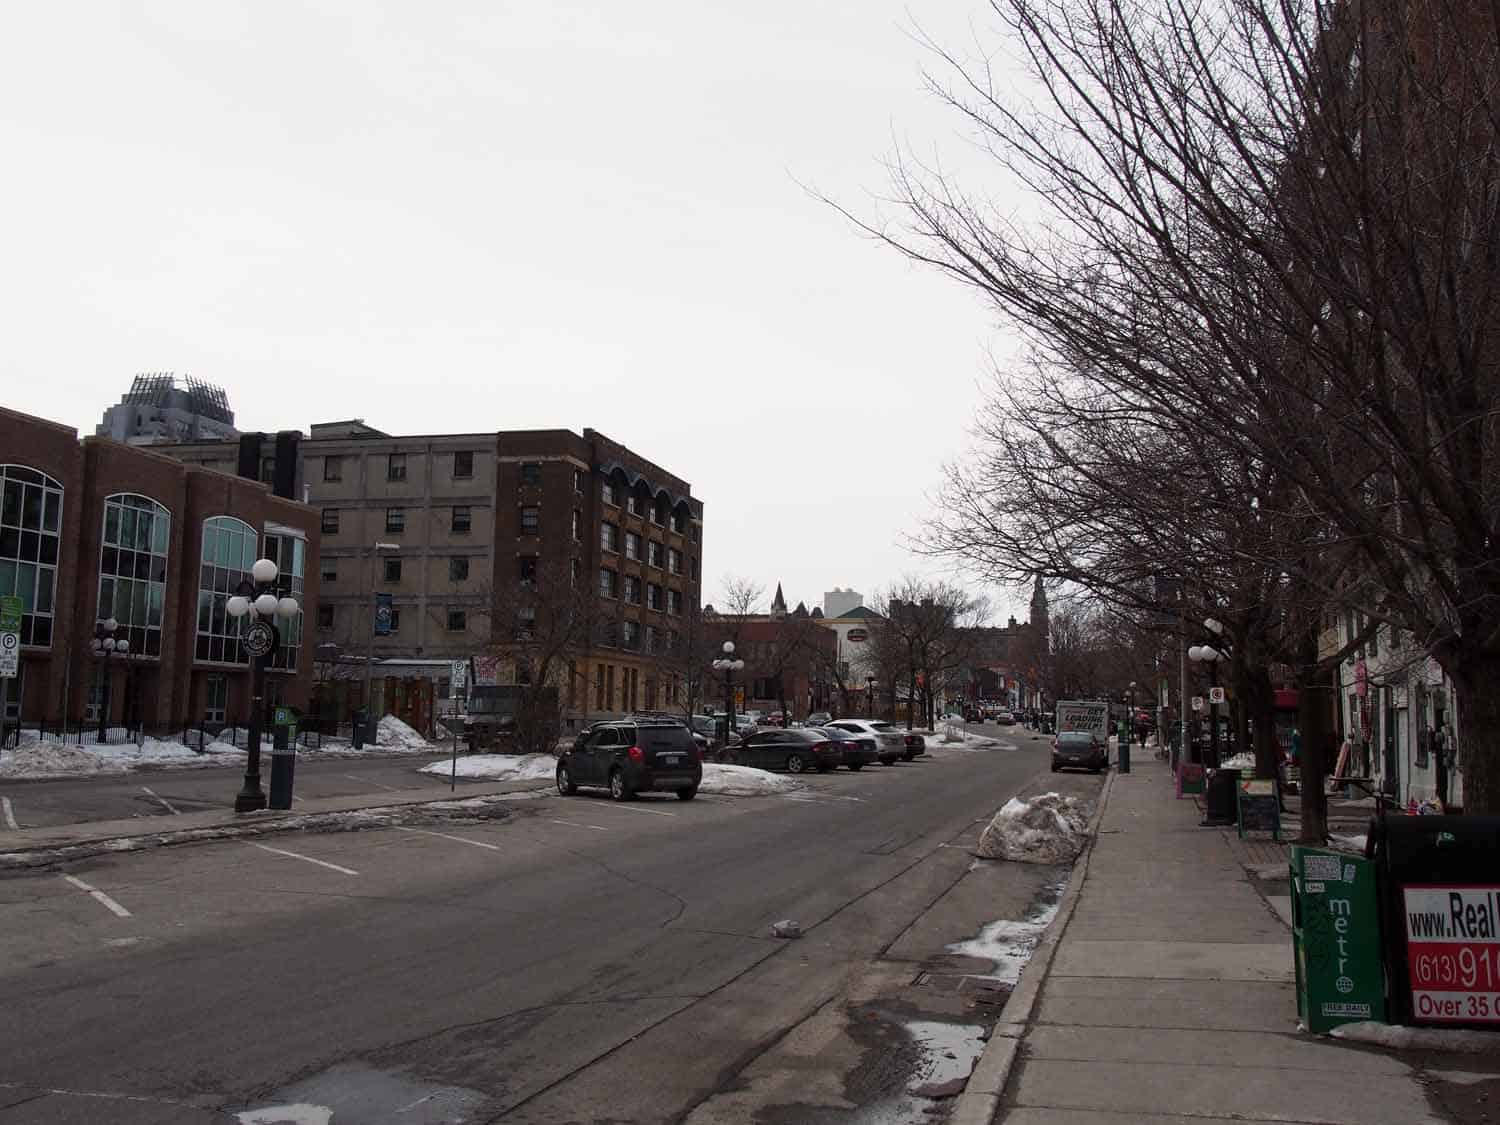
[
  {"left": 374, "top": 592, "right": 394, "bottom": 636},
  {"left": 847, "top": 629, "right": 868, "bottom": 643},
  {"left": 472, "top": 654, "right": 500, "bottom": 687},
  {"left": 1403, "top": 885, "right": 1500, "bottom": 1024}
]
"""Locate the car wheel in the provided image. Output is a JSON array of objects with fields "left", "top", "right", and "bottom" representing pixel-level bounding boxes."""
[
  {"left": 609, "top": 768, "right": 633, "bottom": 801},
  {"left": 882, "top": 757, "right": 897, "bottom": 766},
  {"left": 676, "top": 787, "right": 697, "bottom": 801},
  {"left": 903, "top": 751, "right": 917, "bottom": 761},
  {"left": 1051, "top": 762, "right": 1061, "bottom": 773},
  {"left": 557, "top": 763, "right": 577, "bottom": 795},
  {"left": 786, "top": 753, "right": 806, "bottom": 774},
  {"left": 847, "top": 763, "right": 864, "bottom": 771}
]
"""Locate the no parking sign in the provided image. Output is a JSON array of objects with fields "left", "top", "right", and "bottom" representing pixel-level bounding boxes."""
[{"left": 0, "top": 595, "right": 20, "bottom": 678}]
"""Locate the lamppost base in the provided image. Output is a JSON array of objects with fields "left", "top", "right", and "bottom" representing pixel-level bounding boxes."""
[{"left": 234, "top": 786, "right": 266, "bottom": 813}]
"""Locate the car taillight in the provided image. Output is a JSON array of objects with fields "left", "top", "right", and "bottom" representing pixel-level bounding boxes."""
[
  {"left": 814, "top": 741, "right": 831, "bottom": 753},
  {"left": 905, "top": 735, "right": 919, "bottom": 746},
  {"left": 695, "top": 744, "right": 705, "bottom": 761},
  {"left": 628, "top": 745, "right": 644, "bottom": 763}
]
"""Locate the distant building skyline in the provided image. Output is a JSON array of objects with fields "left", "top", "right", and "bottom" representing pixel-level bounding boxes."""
[{"left": 96, "top": 373, "right": 238, "bottom": 446}]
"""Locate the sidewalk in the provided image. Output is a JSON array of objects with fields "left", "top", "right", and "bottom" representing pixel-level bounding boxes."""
[{"left": 992, "top": 754, "right": 1443, "bottom": 1125}]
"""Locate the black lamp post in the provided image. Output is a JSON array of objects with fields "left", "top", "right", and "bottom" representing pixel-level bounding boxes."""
[
  {"left": 227, "top": 558, "right": 300, "bottom": 812},
  {"left": 866, "top": 677, "right": 876, "bottom": 718},
  {"left": 89, "top": 617, "right": 126, "bottom": 742},
  {"left": 1189, "top": 639, "right": 1226, "bottom": 768},
  {"left": 711, "top": 641, "right": 745, "bottom": 736}
]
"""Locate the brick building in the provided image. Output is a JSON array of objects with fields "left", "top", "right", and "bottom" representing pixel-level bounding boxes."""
[
  {"left": 0, "top": 406, "right": 320, "bottom": 733},
  {"left": 703, "top": 587, "right": 838, "bottom": 721},
  {"left": 152, "top": 421, "right": 703, "bottom": 726}
]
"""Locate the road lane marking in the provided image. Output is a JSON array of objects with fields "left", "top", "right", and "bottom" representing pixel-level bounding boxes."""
[
  {"left": 292, "top": 795, "right": 305, "bottom": 803},
  {"left": 251, "top": 842, "right": 359, "bottom": 875},
  {"left": 141, "top": 786, "right": 179, "bottom": 815},
  {"left": 2, "top": 797, "right": 17, "bottom": 830},
  {"left": 598, "top": 803, "right": 676, "bottom": 817},
  {"left": 548, "top": 818, "right": 609, "bottom": 831},
  {"left": 394, "top": 826, "right": 502, "bottom": 851},
  {"left": 343, "top": 773, "right": 402, "bottom": 792},
  {"left": 62, "top": 875, "right": 132, "bottom": 918}
]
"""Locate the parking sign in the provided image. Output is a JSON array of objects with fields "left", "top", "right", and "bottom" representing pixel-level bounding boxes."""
[{"left": 0, "top": 595, "right": 20, "bottom": 679}]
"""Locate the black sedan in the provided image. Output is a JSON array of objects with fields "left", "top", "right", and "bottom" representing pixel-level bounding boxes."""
[
  {"left": 730, "top": 728, "right": 845, "bottom": 773},
  {"left": 1051, "top": 730, "right": 1108, "bottom": 773},
  {"left": 810, "top": 726, "right": 877, "bottom": 770}
]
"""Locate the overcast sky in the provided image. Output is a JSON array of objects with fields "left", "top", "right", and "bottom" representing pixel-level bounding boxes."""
[{"left": 0, "top": 1, "right": 1036, "bottom": 624}]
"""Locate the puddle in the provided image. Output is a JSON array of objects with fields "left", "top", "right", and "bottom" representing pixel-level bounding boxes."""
[
  {"left": 233, "top": 1062, "right": 485, "bottom": 1124},
  {"left": 237, "top": 1107, "right": 333, "bottom": 1125},
  {"left": 946, "top": 883, "right": 1064, "bottom": 984}
]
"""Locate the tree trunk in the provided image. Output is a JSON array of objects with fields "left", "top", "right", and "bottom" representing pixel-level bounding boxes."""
[
  {"left": 1231, "top": 653, "right": 1252, "bottom": 767},
  {"left": 1296, "top": 628, "right": 1331, "bottom": 844},
  {"left": 1447, "top": 660, "right": 1500, "bottom": 815},
  {"left": 906, "top": 668, "right": 917, "bottom": 730},
  {"left": 1246, "top": 664, "right": 1280, "bottom": 780}
]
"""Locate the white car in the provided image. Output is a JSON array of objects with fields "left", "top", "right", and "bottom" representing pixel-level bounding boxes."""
[{"left": 825, "top": 719, "right": 907, "bottom": 764}]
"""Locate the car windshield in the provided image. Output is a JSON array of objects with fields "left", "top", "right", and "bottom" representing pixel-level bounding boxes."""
[
  {"left": 1057, "top": 731, "right": 1094, "bottom": 746},
  {"left": 869, "top": 722, "right": 894, "bottom": 731},
  {"left": 817, "top": 727, "right": 854, "bottom": 740}
]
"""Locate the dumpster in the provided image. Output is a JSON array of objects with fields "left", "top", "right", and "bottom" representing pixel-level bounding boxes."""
[
  {"left": 1291, "top": 845, "right": 1386, "bottom": 1033},
  {"left": 1371, "top": 814, "right": 1500, "bottom": 1028}
]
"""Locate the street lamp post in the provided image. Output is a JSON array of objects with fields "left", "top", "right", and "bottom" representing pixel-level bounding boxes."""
[
  {"left": 227, "top": 557, "right": 301, "bottom": 812},
  {"left": 89, "top": 617, "right": 125, "bottom": 742},
  {"left": 1189, "top": 643, "right": 1225, "bottom": 768},
  {"left": 866, "top": 677, "right": 876, "bottom": 718},
  {"left": 711, "top": 641, "right": 745, "bottom": 737}
]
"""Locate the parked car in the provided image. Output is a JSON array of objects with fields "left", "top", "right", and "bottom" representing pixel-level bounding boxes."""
[
  {"left": 992, "top": 710, "right": 1016, "bottom": 726},
  {"left": 825, "top": 719, "right": 905, "bottom": 764},
  {"left": 806, "top": 711, "right": 832, "bottom": 727},
  {"left": 557, "top": 719, "right": 703, "bottom": 800},
  {"left": 731, "top": 728, "right": 844, "bottom": 773},
  {"left": 1051, "top": 729, "right": 1108, "bottom": 773},
  {"left": 902, "top": 731, "right": 926, "bottom": 759},
  {"left": 811, "top": 725, "right": 876, "bottom": 770}
]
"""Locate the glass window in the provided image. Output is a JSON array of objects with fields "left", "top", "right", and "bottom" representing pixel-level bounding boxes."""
[
  {"left": 647, "top": 541, "right": 663, "bottom": 568},
  {"left": 573, "top": 469, "right": 583, "bottom": 493},
  {"left": 668, "top": 589, "right": 683, "bottom": 615},
  {"left": 672, "top": 510, "right": 687, "bottom": 534},
  {"left": 454, "top": 450, "right": 474, "bottom": 478},
  {"left": 386, "top": 508, "right": 405, "bottom": 534},
  {"left": 520, "top": 462, "right": 541, "bottom": 486},
  {"left": 450, "top": 557, "right": 469, "bottom": 582},
  {"left": 322, "top": 509, "right": 339, "bottom": 535},
  {"left": 0, "top": 465, "right": 63, "bottom": 648},
  {"left": 518, "top": 555, "right": 537, "bottom": 583},
  {"left": 261, "top": 531, "right": 306, "bottom": 671},
  {"left": 323, "top": 456, "right": 342, "bottom": 482},
  {"left": 627, "top": 493, "right": 645, "bottom": 517},
  {"left": 452, "top": 505, "right": 472, "bottom": 534},
  {"left": 196, "top": 516, "right": 256, "bottom": 665},
  {"left": 599, "top": 568, "right": 617, "bottom": 598},
  {"left": 97, "top": 494, "right": 170, "bottom": 657},
  {"left": 205, "top": 674, "right": 227, "bottom": 723},
  {"left": 387, "top": 453, "right": 407, "bottom": 481},
  {"left": 447, "top": 609, "right": 467, "bottom": 631},
  {"left": 520, "top": 506, "right": 540, "bottom": 535},
  {"left": 602, "top": 480, "right": 617, "bottom": 506},
  {"left": 668, "top": 547, "right": 682, "bottom": 574},
  {"left": 624, "top": 576, "right": 641, "bottom": 605},
  {"left": 384, "top": 557, "right": 402, "bottom": 582},
  {"left": 388, "top": 608, "right": 401, "bottom": 632},
  {"left": 572, "top": 509, "right": 581, "bottom": 541},
  {"left": 623, "top": 621, "right": 641, "bottom": 649},
  {"left": 317, "top": 604, "right": 334, "bottom": 629},
  {"left": 601, "top": 522, "right": 619, "bottom": 552},
  {"left": 647, "top": 583, "right": 662, "bottom": 610},
  {"left": 321, "top": 560, "right": 337, "bottom": 583},
  {"left": 624, "top": 531, "right": 640, "bottom": 560}
]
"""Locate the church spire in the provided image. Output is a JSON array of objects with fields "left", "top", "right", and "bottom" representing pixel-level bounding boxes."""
[
  {"left": 1029, "top": 574, "right": 1049, "bottom": 630},
  {"left": 771, "top": 582, "right": 788, "bottom": 619}
]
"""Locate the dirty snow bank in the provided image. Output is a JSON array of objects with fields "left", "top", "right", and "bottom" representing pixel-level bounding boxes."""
[
  {"left": 0, "top": 733, "right": 246, "bottom": 779},
  {"left": 377, "top": 714, "right": 434, "bottom": 749},
  {"left": 418, "top": 754, "right": 556, "bottom": 781},
  {"left": 699, "top": 763, "right": 800, "bottom": 796},
  {"left": 949, "top": 896, "right": 1063, "bottom": 983},
  {"left": 975, "top": 792, "right": 1091, "bottom": 863},
  {"left": 1331, "top": 1021, "right": 1500, "bottom": 1053}
]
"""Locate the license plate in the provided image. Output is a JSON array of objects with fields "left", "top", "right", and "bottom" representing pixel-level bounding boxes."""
[{"left": 659, "top": 755, "right": 681, "bottom": 767}]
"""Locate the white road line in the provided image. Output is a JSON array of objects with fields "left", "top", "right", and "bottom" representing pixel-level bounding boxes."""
[
  {"left": 292, "top": 795, "right": 305, "bottom": 803},
  {"left": 599, "top": 803, "right": 676, "bottom": 817},
  {"left": 548, "top": 818, "right": 609, "bottom": 831},
  {"left": 2, "top": 796, "right": 18, "bottom": 831},
  {"left": 141, "top": 786, "right": 179, "bottom": 815},
  {"left": 344, "top": 773, "right": 401, "bottom": 792},
  {"left": 394, "top": 826, "right": 502, "bottom": 851},
  {"left": 62, "top": 875, "right": 132, "bottom": 918},
  {"left": 251, "top": 842, "right": 359, "bottom": 875}
]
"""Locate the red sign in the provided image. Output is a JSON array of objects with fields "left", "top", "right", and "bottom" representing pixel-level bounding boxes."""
[
  {"left": 1404, "top": 885, "right": 1500, "bottom": 1024},
  {"left": 847, "top": 629, "right": 868, "bottom": 643}
]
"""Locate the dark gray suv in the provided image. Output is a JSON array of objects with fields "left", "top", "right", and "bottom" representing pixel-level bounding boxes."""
[{"left": 557, "top": 720, "right": 704, "bottom": 801}]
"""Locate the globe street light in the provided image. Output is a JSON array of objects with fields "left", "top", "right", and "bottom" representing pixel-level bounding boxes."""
[
  {"left": 711, "top": 641, "right": 745, "bottom": 736},
  {"left": 227, "top": 558, "right": 300, "bottom": 812},
  {"left": 88, "top": 617, "right": 125, "bottom": 742}
]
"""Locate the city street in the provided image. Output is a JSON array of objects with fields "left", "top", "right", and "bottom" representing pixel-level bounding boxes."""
[{"left": 0, "top": 725, "right": 1085, "bottom": 1124}]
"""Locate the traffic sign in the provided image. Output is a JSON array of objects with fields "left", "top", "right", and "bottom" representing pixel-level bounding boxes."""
[
  {"left": 0, "top": 596, "right": 20, "bottom": 633},
  {"left": 1209, "top": 686, "right": 1227, "bottom": 705},
  {"left": 0, "top": 595, "right": 20, "bottom": 679},
  {"left": 451, "top": 660, "right": 468, "bottom": 691},
  {"left": 1191, "top": 696, "right": 1204, "bottom": 712}
]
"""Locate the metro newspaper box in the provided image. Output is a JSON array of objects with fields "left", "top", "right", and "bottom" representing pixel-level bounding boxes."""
[
  {"left": 1291, "top": 845, "right": 1386, "bottom": 1033},
  {"left": 1372, "top": 815, "right": 1500, "bottom": 1029}
]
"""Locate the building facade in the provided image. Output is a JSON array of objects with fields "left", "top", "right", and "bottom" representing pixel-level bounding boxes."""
[
  {"left": 152, "top": 422, "right": 704, "bottom": 729},
  {"left": 96, "top": 373, "right": 238, "bottom": 445},
  {"left": 0, "top": 406, "right": 319, "bottom": 733}
]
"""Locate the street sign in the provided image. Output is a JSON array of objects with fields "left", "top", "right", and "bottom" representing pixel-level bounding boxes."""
[
  {"left": 244, "top": 619, "right": 277, "bottom": 658},
  {"left": 0, "top": 595, "right": 20, "bottom": 679},
  {"left": 1209, "top": 686, "right": 1227, "bottom": 705},
  {"left": 450, "top": 660, "right": 468, "bottom": 692},
  {"left": 1191, "top": 696, "right": 1204, "bottom": 711}
]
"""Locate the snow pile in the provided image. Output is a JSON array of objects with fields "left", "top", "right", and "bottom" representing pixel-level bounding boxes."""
[
  {"left": 377, "top": 714, "right": 434, "bottom": 749},
  {"left": 418, "top": 754, "right": 556, "bottom": 781},
  {"left": 975, "top": 792, "right": 1091, "bottom": 863},
  {"left": 0, "top": 733, "right": 248, "bottom": 779},
  {"left": 1221, "top": 752, "right": 1257, "bottom": 771},
  {"left": 700, "top": 763, "right": 801, "bottom": 796},
  {"left": 1330, "top": 1021, "right": 1500, "bottom": 1053},
  {"left": 0, "top": 739, "right": 124, "bottom": 779},
  {"left": 1329, "top": 834, "right": 1369, "bottom": 855},
  {"left": 949, "top": 897, "right": 1063, "bottom": 982}
]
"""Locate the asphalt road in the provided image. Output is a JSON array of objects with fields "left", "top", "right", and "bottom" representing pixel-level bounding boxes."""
[{"left": 0, "top": 724, "right": 1072, "bottom": 1124}]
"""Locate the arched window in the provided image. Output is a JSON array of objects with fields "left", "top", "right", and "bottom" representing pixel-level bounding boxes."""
[
  {"left": 263, "top": 529, "right": 305, "bottom": 671},
  {"left": 197, "top": 516, "right": 257, "bottom": 664},
  {"left": 97, "top": 494, "right": 171, "bottom": 657},
  {"left": 0, "top": 465, "right": 63, "bottom": 648}
]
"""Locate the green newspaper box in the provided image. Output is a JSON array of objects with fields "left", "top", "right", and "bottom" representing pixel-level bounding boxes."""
[{"left": 1291, "top": 846, "right": 1386, "bottom": 1033}]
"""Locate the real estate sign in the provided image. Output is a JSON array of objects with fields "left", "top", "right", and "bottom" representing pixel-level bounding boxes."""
[{"left": 1403, "top": 885, "right": 1500, "bottom": 1024}]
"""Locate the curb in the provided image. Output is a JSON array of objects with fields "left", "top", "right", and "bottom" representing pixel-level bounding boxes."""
[{"left": 947, "top": 766, "right": 1119, "bottom": 1125}]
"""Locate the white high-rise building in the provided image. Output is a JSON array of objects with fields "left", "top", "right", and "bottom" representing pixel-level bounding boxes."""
[{"left": 823, "top": 587, "right": 865, "bottom": 619}]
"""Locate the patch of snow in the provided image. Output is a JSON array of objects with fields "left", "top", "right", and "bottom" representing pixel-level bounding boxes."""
[
  {"left": 699, "top": 763, "right": 802, "bottom": 796},
  {"left": 236, "top": 1106, "right": 334, "bottom": 1125},
  {"left": 0, "top": 739, "right": 124, "bottom": 779},
  {"left": 975, "top": 793, "right": 1091, "bottom": 863},
  {"left": 377, "top": 714, "right": 434, "bottom": 749},
  {"left": 905, "top": 1020, "right": 986, "bottom": 1092},
  {"left": 1329, "top": 833, "right": 1369, "bottom": 855},
  {"left": 0, "top": 731, "right": 250, "bottom": 779},
  {"left": 418, "top": 754, "right": 556, "bottom": 781},
  {"left": 948, "top": 897, "right": 1063, "bottom": 983},
  {"left": 1221, "top": 752, "right": 1257, "bottom": 771},
  {"left": 1330, "top": 1021, "right": 1500, "bottom": 1053}
]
